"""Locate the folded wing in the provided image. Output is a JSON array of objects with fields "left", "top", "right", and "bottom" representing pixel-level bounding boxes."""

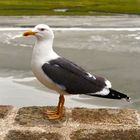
[{"left": 42, "top": 57, "right": 108, "bottom": 95}]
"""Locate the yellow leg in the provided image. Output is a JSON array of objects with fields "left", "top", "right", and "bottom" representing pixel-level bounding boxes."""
[{"left": 44, "top": 95, "right": 65, "bottom": 120}]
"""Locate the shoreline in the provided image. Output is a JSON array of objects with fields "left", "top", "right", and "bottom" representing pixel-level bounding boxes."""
[{"left": 0, "top": 15, "right": 140, "bottom": 28}]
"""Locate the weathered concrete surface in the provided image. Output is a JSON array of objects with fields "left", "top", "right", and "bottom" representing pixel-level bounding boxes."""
[
  {"left": 1, "top": 15, "right": 140, "bottom": 28},
  {"left": 4, "top": 130, "right": 64, "bottom": 140},
  {"left": 15, "top": 106, "right": 66, "bottom": 126},
  {"left": 0, "top": 106, "right": 140, "bottom": 140},
  {"left": 70, "top": 128, "right": 140, "bottom": 140},
  {"left": 0, "top": 106, "right": 13, "bottom": 119}
]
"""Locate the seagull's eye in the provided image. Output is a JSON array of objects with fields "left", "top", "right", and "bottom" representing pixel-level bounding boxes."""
[{"left": 39, "top": 28, "right": 45, "bottom": 31}]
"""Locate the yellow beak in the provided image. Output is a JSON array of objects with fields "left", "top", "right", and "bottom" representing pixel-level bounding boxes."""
[{"left": 23, "top": 30, "right": 36, "bottom": 36}]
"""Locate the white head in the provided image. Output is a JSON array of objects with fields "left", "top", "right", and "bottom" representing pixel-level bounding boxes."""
[{"left": 23, "top": 24, "right": 54, "bottom": 40}]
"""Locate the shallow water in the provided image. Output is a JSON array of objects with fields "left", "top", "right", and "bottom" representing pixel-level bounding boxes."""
[{"left": 0, "top": 28, "right": 140, "bottom": 109}]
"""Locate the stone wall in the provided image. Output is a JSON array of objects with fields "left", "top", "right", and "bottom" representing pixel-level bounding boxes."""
[{"left": 0, "top": 105, "right": 140, "bottom": 140}]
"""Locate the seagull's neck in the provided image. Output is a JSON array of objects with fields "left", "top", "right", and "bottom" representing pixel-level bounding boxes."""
[{"left": 32, "top": 38, "right": 59, "bottom": 63}]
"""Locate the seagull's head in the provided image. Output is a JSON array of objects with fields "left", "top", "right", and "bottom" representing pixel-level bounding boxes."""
[{"left": 23, "top": 24, "right": 54, "bottom": 40}]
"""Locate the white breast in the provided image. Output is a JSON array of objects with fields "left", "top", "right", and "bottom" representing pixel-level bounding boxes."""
[
  {"left": 31, "top": 59, "right": 59, "bottom": 92},
  {"left": 31, "top": 37, "right": 64, "bottom": 93}
]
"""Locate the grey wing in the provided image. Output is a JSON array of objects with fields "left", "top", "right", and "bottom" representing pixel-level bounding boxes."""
[{"left": 42, "top": 57, "right": 106, "bottom": 94}]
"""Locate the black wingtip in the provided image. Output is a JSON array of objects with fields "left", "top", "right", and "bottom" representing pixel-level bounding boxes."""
[
  {"left": 86, "top": 88, "right": 131, "bottom": 102},
  {"left": 109, "top": 88, "right": 131, "bottom": 102}
]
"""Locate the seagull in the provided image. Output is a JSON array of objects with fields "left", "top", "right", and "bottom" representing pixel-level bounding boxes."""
[{"left": 23, "top": 24, "right": 130, "bottom": 119}]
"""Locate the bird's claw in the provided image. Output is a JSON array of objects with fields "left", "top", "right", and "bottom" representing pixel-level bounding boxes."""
[
  {"left": 48, "top": 114, "right": 62, "bottom": 120},
  {"left": 43, "top": 110, "right": 63, "bottom": 120},
  {"left": 46, "top": 110, "right": 58, "bottom": 115}
]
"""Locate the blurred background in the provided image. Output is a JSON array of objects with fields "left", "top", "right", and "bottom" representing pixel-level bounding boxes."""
[{"left": 0, "top": 0, "right": 140, "bottom": 109}]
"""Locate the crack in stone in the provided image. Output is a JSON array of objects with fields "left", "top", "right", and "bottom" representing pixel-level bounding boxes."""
[
  {"left": 0, "top": 107, "right": 18, "bottom": 140},
  {"left": 135, "top": 110, "right": 140, "bottom": 126}
]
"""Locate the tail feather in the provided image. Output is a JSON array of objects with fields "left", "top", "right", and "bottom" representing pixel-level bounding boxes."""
[{"left": 88, "top": 88, "right": 131, "bottom": 102}]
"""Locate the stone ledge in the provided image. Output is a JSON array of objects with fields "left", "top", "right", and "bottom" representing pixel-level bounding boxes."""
[
  {"left": 0, "top": 105, "right": 13, "bottom": 119},
  {"left": 72, "top": 108, "right": 138, "bottom": 125},
  {"left": 0, "top": 106, "right": 140, "bottom": 140},
  {"left": 4, "top": 130, "right": 64, "bottom": 140},
  {"left": 70, "top": 128, "right": 140, "bottom": 140},
  {"left": 15, "top": 106, "right": 66, "bottom": 126}
]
